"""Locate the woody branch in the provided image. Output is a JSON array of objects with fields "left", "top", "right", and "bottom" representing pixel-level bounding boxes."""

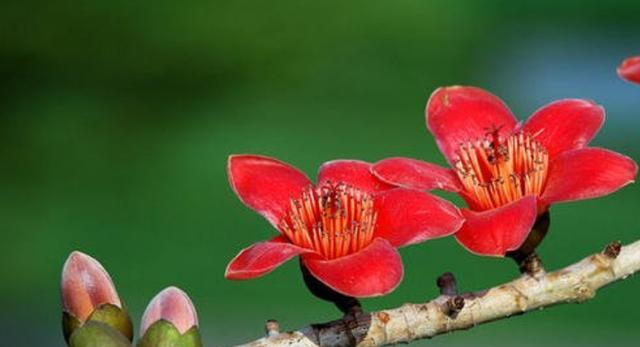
[{"left": 235, "top": 239, "right": 639, "bottom": 347}]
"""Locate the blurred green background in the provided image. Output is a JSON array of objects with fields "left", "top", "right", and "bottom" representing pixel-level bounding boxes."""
[{"left": 1, "top": 1, "right": 639, "bottom": 346}]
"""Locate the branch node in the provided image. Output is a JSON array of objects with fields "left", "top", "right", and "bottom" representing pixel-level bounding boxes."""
[
  {"left": 436, "top": 272, "right": 458, "bottom": 296},
  {"left": 376, "top": 311, "right": 391, "bottom": 324},
  {"left": 603, "top": 240, "right": 622, "bottom": 259},
  {"left": 265, "top": 319, "right": 280, "bottom": 337},
  {"left": 574, "top": 284, "right": 595, "bottom": 302},
  {"left": 519, "top": 253, "right": 545, "bottom": 276},
  {"left": 442, "top": 296, "right": 465, "bottom": 318}
]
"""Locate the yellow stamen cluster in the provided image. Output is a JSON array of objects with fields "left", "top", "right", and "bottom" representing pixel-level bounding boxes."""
[
  {"left": 279, "top": 182, "right": 377, "bottom": 259},
  {"left": 454, "top": 130, "right": 549, "bottom": 210}
]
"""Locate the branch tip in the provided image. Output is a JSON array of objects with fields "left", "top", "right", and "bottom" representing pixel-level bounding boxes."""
[
  {"left": 436, "top": 272, "right": 458, "bottom": 296},
  {"left": 265, "top": 319, "right": 280, "bottom": 337}
]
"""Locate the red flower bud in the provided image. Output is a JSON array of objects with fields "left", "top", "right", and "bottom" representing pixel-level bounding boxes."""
[
  {"left": 140, "top": 286, "right": 199, "bottom": 336},
  {"left": 61, "top": 251, "right": 122, "bottom": 322}
]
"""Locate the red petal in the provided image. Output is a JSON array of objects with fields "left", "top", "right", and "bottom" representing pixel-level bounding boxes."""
[
  {"left": 455, "top": 196, "right": 538, "bottom": 257},
  {"left": 61, "top": 251, "right": 121, "bottom": 321},
  {"left": 541, "top": 148, "right": 638, "bottom": 205},
  {"left": 141, "top": 287, "right": 198, "bottom": 335},
  {"left": 225, "top": 236, "right": 312, "bottom": 280},
  {"left": 521, "top": 99, "right": 604, "bottom": 157},
  {"left": 618, "top": 56, "right": 640, "bottom": 84},
  {"left": 317, "top": 159, "right": 394, "bottom": 194},
  {"left": 374, "top": 188, "right": 464, "bottom": 247},
  {"left": 372, "top": 157, "right": 461, "bottom": 192},
  {"left": 301, "top": 238, "right": 403, "bottom": 297},
  {"left": 426, "top": 86, "right": 517, "bottom": 165},
  {"left": 228, "top": 155, "right": 312, "bottom": 227}
]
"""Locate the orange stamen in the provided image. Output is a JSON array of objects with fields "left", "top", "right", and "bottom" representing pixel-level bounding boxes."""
[
  {"left": 279, "top": 182, "right": 377, "bottom": 260},
  {"left": 454, "top": 130, "right": 549, "bottom": 210}
]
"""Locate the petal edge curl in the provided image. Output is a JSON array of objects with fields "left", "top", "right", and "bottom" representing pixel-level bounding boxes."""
[
  {"left": 301, "top": 238, "right": 403, "bottom": 297},
  {"left": 228, "top": 155, "right": 312, "bottom": 227},
  {"left": 225, "top": 236, "right": 312, "bottom": 280},
  {"left": 455, "top": 196, "right": 538, "bottom": 257}
]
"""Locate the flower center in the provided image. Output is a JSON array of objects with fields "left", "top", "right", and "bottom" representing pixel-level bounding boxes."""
[
  {"left": 278, "top": 182, "right": 377, "bottom": 260},
  {"left": 453, "top": 129, "right": 549, "bottom": 210}
]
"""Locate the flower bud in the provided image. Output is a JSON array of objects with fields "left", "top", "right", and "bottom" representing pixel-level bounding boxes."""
[
  {"left": 138, "top": 286, "right": 202, "bottom": 347},
  {"left": 61, "top": 251, "right": 133, "bottom": 343}
]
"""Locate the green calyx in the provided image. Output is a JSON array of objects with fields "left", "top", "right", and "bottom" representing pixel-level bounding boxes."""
[
  {"left": 63, "top": 303, "right": 134, "bottom": 343},
  {"left": 69, "top": 320, "right": 132, "bottom": 347},
  {"left": 138, "top": 320, "right": 202, "bottom": 347}
]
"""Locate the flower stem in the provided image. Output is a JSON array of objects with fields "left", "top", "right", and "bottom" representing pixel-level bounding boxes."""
[
  {"left": 506, "top": 210, "right": 550, "bottom": 273},
  {"left": 299, "top": 260, "right": 361, "bottom": 315}
]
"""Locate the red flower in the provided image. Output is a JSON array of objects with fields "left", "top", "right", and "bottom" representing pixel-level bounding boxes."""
[
  {"left": 373, "top": 86, "right": 638, "bottom": 257},
  {"left": 618, "top": 56, "right": 640, "bottom": 84},
  {"left": 225, "top": 155, "right": 464, "bottom": 297}
]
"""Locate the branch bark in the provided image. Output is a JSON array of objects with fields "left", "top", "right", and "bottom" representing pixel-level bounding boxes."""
[{"left": 235, "top": 240, "right": 640, "bottom": 347}]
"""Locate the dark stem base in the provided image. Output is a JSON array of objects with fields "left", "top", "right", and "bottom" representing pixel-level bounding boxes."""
[
  {"left": 300, "top": 260, "right": 362, "bottom": 315},
  {"left": 506, "top": 210, "right": 551, "bottom": 271},
  {"left": 516, "top": 253, "right": 544, "bottom": 275}
]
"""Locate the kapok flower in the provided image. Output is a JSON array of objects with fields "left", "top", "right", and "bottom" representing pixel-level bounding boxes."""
[
  {"left": 225, "top": 155, "right": 464, "bottom": 297},
  {"left": 373, "top": 86, "right": 637, "bottom": 257},
  {"left": 618, "top": 56, "right": 640, "bottom": 84}
]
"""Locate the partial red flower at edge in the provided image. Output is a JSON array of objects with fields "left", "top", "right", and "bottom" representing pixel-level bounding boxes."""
[
  {"left": 618, "top": 56, "right": 640, "bottom": 84},
  {"left": 225, "top": 155, "right": 464, "bottom": 297},
  {"left": 373, "top": 86, "right": 638, "bottom": 257}
]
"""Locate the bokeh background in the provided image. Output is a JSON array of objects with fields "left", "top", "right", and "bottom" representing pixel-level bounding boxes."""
[{"left": 1, "top": 1, "right": 639, "bottom": 346}]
